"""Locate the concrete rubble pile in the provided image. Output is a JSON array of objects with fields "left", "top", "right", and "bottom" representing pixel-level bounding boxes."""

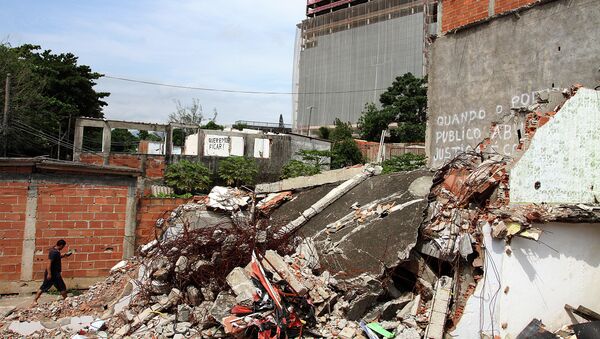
[{"left": 3, "top": 86, "right": 600, "bottom": 338}]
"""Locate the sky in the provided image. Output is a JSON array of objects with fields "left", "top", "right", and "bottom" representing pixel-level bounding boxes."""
[{"left": 0, "top": 0, "right": 306, "bottom": 125}]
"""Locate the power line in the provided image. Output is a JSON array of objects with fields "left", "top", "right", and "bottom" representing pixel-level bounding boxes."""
[{"left": 103, "top": 75, "right": 388, "bottom": 95}]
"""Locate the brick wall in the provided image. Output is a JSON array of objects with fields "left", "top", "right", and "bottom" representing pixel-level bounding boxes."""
[
  {"left": 0, "top": 182, "right": 28, "bottom": 281},
  {"left": 79, "top": 153, "right": 166, "bottom": 179},
  {"left": 442, "top": 0, "right": 540, "bottom": 32},
  {"left": 442, "top": 0, "right": 489, "bottom": 32},
  {"left": 136, "top": 197, "right": 191, "bottom": 246},
  {"left": 33, "top": 184, "right": 129, "bottom": 280},
  {"left": 495, "top": 0, "right": 537, "bottom": 14},
  {"left": 0, "top": 163, "right": 138, "bottom": 293}
]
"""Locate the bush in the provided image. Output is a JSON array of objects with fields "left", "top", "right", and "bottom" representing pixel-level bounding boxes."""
[
  {"left": 218, "top": 156, "right": 259, "bottom": 186},
  {"left": 281, "top": 160, "right": 320, "bottom": 179},
  {"left": 317, "top": 126, "right": 331, "bottom": 140},
  {"left": 331, "top": 139, "right": 365, "bottom": 169},
  {"left": 381, "top": 153, "right": 426, "bottom": 174},
  {"left": 164, "top": 160, "right": 211, "bottom": 194},
  {"left": 281, "top": 149, "right": 331, "bottom": 179}
]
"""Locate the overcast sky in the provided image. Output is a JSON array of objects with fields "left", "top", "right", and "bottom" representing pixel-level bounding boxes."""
[{"left": 0, "top": 0, "right": 306, "bottom": 125}]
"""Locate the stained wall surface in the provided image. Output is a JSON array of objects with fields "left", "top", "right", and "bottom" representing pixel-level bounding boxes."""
[
  {"left": 427, "top": 0, "right": 600, "bottom": 168},
  {"left": 510, "top": 88, "right": 600, "bottom": 204}
]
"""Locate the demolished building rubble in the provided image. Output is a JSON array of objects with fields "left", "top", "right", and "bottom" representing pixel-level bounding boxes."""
[{"left": 1, "top": 87, "right": 600, "bottom": 338}]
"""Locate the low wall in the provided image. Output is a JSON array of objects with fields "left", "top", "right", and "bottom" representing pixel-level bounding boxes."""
[
  {"left": 355, "top": 140, "right": 426, "bottom": 162},
  {"left": 0, "top": 165, "right": 138, "bottom": 294}
]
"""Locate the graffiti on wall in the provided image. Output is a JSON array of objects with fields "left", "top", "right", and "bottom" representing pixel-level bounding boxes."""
[{"left": 432, "top": 90, "right": 545, "bottom": 164}]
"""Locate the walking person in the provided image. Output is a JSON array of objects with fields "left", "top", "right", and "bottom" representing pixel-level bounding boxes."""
[{"left": 32, "top": 239, "right": 72, "bottom": 306}]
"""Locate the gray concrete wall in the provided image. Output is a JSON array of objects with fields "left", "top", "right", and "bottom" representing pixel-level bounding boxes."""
[
  {"left": 176, "top": 131, "right": 332, "bottom": 183},
  {"left": 296, "top": 11, "right": 424, "bottom": 128},
  {"left": 426, "top": 0, "right": 600, "bottom": 168}
]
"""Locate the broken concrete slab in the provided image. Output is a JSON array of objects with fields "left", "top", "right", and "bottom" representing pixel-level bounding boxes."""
[
  {"left": 226, "top": 267, "right": 256, "bottom": 303},
  {"left": 346, "top": 293, "right": 379, "bottom": 321},
  {"left": 209, "top": 292, "right": 236, "bottom": 325},
  {"left": 292, "top": 170, "right": 432, "bottom": 278},
  {"left": 263, "top": 250, "right": 308, "bottom": 296},
  {"left": 256, "top": 165, "right": 367, "bottom": 193},
  {"left": 8, "top": 321, "right": 46, "bottom": 336}
]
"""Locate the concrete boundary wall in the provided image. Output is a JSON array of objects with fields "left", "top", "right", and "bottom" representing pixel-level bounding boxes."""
[{"left": 426, "top": 0, "right": 600, "bottom": 168}]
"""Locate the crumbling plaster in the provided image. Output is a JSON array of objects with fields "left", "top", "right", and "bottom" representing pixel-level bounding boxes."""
[
  {"left": 510, "top": 88, "right": 600, "bottom": 204},
  {"left": 452, "top": 222, "right": 600, "bottom": 337}
]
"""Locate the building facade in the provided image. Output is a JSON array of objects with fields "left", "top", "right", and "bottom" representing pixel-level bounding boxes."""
[{"left": 292, "top": 0, "right": 437, "bottom": 132}]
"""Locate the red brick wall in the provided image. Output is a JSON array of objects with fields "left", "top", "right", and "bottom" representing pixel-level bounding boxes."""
[
  {"left": 442, "top": 0, "right": 489, "bottom": 32},
  {"left": 33, "top": 184, "right": 128, "bottom": 280},
  {"left": 495, "top": 0, "right": 536, "bottom": 14},
  {"left": 136, "top": 197, "right": 190, "bottom": 246},
  {"left": 80, "top": 153, "right": 166, "bottom": 179},
  {"left": 0, "top": 182, "right": 28, "bottom": 281},
  {"left": 442, "top": 0, "right": 539, "bottom": 32}
]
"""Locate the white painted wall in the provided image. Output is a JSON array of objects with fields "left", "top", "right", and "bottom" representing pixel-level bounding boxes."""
[
  {"left": 184, "top": 134, "right": 244, "bottom": 157},
  {"left": 510, "top": 88, "right": 600, "bottom": 204},
  {"left": 452, "top": 222, "right": 600, "bottom": 337},
  {"left": 254, "top": 138, "right": 270, "bottom": 158}
]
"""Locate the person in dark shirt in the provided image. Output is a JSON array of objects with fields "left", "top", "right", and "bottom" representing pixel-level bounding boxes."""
[{"left": 32, "top": 239, "right": 72, "bottom": 306}]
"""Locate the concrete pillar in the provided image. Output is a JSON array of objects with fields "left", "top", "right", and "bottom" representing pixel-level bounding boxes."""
[
  {"left": 436, "top": 1, "right": 443, "bottom": 36},
  {"left": 122, "top": 184, "right": 138, "bottom": 259},
  {"left": 102, "top": 122, "right": 111, "bottom": 166},
  {"left": 20, "top": 181, "right": 38, "bottom": 283},
  {"left": 196, "top": 128, "right": 204, "bottom": 160},
  {"left": 488, "top": 0, "right": 495, "bottom": 16},
  {"left": 165, "top": 125, "right": 173, "bottom": 162},
  {"left": 73, "top": 120, "right": 84, "bottom": 162}
]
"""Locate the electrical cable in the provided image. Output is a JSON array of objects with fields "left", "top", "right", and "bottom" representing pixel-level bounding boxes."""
[{"left": 104, "top": 75, "right": 388, "bottom": 95}]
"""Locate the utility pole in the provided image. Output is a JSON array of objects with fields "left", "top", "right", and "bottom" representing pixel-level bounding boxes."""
[
  {"left": 2, "top": 73, "right": 11, "bottom": 157},
  {"left": 306, "top": 106, "right": 314, "bottom": 136}
]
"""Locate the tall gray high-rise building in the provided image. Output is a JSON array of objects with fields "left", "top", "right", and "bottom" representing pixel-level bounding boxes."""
[{"left": 292, "top": 0, "right": 436, "bottom": 133}]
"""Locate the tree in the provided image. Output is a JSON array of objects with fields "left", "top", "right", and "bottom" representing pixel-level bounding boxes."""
[
  {"left": 110, "top": 129, "right": 139, "bottom": 153},
  {"left": 138, "top": 130, "right": 162, "bottom": 141},
  {"left": 202, "top": 120, "right": 224, "bottom": 130},
  {"left": 169, "top": 99, "right": 221, "bottom": 145},
  {"left": 218, "top": 156, "right": 259, "bottom": 187},
  {"left": 164, "top": 160, "right": 212, "bottom": 194},
  {"left": 356, "top": 73, "right": 427, "bottom": 142},
  {"left": 380, "top": 73, "right": 427, "bottom": 124},
  {"left": 329, "top": 118, "right": 364, "bottom": 169},
  {"left": 232, "top": 122, "right": 248, "bottom": 131},
  {"left": 317, "top": 126, "right": 331, "bottom": 140},
  {"left": 0, "top": 43, "right": 109, "bottom": 158},
  {"left": 357, "top": 103, "right": 395, "bottom": 141}
]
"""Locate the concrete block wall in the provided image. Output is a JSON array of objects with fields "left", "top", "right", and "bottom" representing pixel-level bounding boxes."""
[
  {"left": 441, "top": 0, "right": 537, "bottom": 32},
  {"left": 136, "top": 197, "right": 191, "bottom": 246}
]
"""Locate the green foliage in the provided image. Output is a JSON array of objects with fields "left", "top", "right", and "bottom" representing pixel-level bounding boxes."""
[
  {"left": 138, "top": 130, "right": 162, "bottom": 141},
  {"left": 164, "top": 160, "right": 211, "bottom": 194},
  {"left": 356, "top": 73, "right": 427, "bottom": 143},
  {"left": 390, "top": 123, "right": 426, "bottom": 143},
  {"left": 380, "top": 73, "right": 427, "bottom": 124},
  {"left": 357, "top": 103, "right": 395, "bottom": 141},
  {"left": 202, "top": 120, "right": 224, "bottom": 130},
  {"left": 0, "top": 43, "right": 109, "bottom": 158},
  {"left": 232, "top": 122, "right": 248, "bottom": 131},
  {"left": 329, "top": 118, "right": 353, "bottom": 142},
  {"left": 327, "top": 119, "right": 364, "bottom": 169},
  {"left": 281, "top": 149, "right": 331, "bottom": 179},
  {"left": 381, "top": 153, "right": 426, "bottom": 174},
  {"left": 317, "top": 126, "right": 331, "bottom": 140},
  {"left": 218, "top": 156, "right": 259, "bottom": 187},
  {"left": 110, "top": 129, "right": 139, "bottom": 153},
  {"left": 281, "top": 160, "right": 320, "bottom": 179}
]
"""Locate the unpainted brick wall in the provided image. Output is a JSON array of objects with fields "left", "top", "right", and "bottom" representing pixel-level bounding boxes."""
[
  {"left": 80, "top": 153, "right": 166, "bottom": 179},
  {"left": 33, "top": 184, "right": 129, "bottom": 280},
  {"left": 135, "top": 197, "right": 191, "bottom": 246},
  {"left": 442, "top": 0, "right": 538, "bottom": 32},
  {"left": 0, "top": 182, "right": 28, "bottom": 281}
]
